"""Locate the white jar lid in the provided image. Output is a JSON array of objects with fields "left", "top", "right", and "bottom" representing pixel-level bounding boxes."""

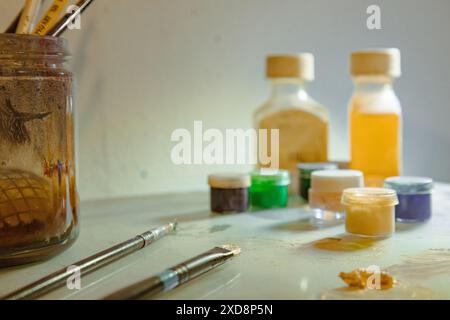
[
  {"left": 208, "top": 173, "right": 251, "bottom": 189},
  {"left": 310, "top": 170, "right": 364, "bottom": 193},
  {"left": 342, "top": 188, "right": 399, "bottom": 206}
]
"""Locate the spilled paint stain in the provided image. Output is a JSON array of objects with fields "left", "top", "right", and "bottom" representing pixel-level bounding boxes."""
[
  {"left": 272, "top": 219, "right": 317, "bottom": 232},
  {"left": 321, "top": 249, "right": 450, "bottom": 299},
  {"left": 210, "top": 224, "right": 231, "bottom": 234},
  {"left": 312, "top": 236, "right": 377, "bottom": 252},
  {"left": 339, "top": 269, "right": 395, "bottom": 290}
]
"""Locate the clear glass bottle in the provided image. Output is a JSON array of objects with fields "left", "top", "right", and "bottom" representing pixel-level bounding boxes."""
[
  {"left": 255, "top": 54, "right": 329, "bottom": 194},
  {"left": 0, "top": 34, "right": 79, "bottom": 266},
  {"left": 349, "top": 49, "right": 402, "bottom": 187}
]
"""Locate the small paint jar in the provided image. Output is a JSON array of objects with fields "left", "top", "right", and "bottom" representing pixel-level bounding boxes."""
[
  {"left": 342, "top": 188, "right": 399, "bottom": 238},
  {"left": 250, "top": 170, "right": 291, "bottom": 209},
  {"left": 298, "top": 163, "right": 338, "bottom": 200},
  {"left": 208, "top": 173, "right": 251, "bottom": 213},
  {"left": 309, "top": 170, "right": 364, "bottom": 226},
  {"left": 384, "top": 177, "right": 433, "bottom": 222}
]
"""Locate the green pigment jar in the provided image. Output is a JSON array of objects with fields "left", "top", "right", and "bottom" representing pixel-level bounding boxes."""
[
  {"left": 250, "top": 170, "right": 291, "bottom": 209},
  {"left": 297, "top": 163, "right": 338, "bottom": 201}
]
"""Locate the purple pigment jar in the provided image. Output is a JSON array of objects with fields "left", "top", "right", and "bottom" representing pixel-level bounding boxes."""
[{"left": 384, "top": 177, "right": 433, "bottom": 222}]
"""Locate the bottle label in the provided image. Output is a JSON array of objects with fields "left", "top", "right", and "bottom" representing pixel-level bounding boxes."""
[{"left": 258, "top": 109, "right": 328, "bottom": 193}]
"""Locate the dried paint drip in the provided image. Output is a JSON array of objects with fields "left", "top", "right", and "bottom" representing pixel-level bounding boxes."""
[{"left": 339, "top": 269, "right": 396, "bottom": 290}]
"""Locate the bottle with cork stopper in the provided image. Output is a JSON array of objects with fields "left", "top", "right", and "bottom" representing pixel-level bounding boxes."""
[
  {"left": 349, "top": 48, "right": 403, "bottom": 187},
  {"left": 255, "top": 54, "right": 329, "bottom": 195}
]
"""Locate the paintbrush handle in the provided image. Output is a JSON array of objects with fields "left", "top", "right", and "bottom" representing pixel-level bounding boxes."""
[
  {"left": 46, "top": 0, "right": 95, "bottom": 37},
  {"left": 104, "top": 275, "right": 166, "bottom": 300},
  {"left": 16, "top": 0, "right": 42, "bottom": 34},
  {"left": 4, "top": 237, "right": 144, "bottom": 300},
  {"left": 2, "top": 223, "right": 176, "bottom": 300},
  {"left": 33, "top": 0, "right": 70, "bottom": 36},
  {"left": 104, "top": 247, "right": 234, "bottom": 300}
]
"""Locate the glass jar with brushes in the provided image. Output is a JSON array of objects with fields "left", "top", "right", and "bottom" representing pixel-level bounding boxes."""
[{"left": 0, "top": 34, "right": 79, "bottom": 266}]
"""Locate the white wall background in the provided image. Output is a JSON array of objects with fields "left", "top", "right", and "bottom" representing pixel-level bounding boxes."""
[{"left": 1, "top": 0, "right": 449, "bottom": 201}]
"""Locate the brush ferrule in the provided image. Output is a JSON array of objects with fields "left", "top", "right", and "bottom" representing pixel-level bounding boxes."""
[
  {"left": 169, "top": 247, "right": 235, "bottom": 285},
  {"left": 138, "top": 222, "right": 176, "bottom": 247},
  {"left": 138, "top": 231, "right": 156, "bottom": 247}
]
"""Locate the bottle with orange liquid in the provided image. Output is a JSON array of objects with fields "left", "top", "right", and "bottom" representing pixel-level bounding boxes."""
[{"left": 349, "top": 49, "right": 402, "bottom": 187}]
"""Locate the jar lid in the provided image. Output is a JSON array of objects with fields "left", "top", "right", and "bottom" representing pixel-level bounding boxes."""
[
  {"left": 266, "top": 54, "right": 315, "bottom": 81},
  {"left": 251, "top": 169, "right": 291, "bottom": 186},
  {"left": 208, "top": 173, "right": 251, "bottom": 189},
  {"left": 311, "top": 170, "right": 364, "bottom": 193},
  {"left": 351, "top": 48, "right": 401, "bottom": 78},
  {"left": 298, "top": 162, "right": 339, "bottom": 174},
  {"left": 342, "top": 188, "right": 399, "bottom": 207},
  {"left": 384, "top": 176, "right": 434, "bottom": 194}
]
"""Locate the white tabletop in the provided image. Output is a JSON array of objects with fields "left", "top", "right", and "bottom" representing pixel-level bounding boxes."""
[{"left": 1, "top": 184, "right": 450, "bottom": 300}]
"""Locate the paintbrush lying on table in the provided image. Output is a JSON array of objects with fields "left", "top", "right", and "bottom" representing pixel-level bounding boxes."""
[
  {"left": 2, "top": 222, "right": 177, "bottom": 300},
  {"left": 104, "top": 244, "right": 241, "bottom": 300}
]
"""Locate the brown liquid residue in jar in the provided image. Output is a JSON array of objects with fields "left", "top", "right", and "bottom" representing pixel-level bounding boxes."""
[{"left": 0, "top": 35, "right": 78, "bottom": 264}]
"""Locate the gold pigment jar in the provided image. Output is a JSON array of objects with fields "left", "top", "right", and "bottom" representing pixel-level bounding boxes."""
[
  {"left": 342, "top": 188, "right": 398, "bottom": 238},
  {"left": 0, "top": 34, "right": 79, "bottom": 266}
]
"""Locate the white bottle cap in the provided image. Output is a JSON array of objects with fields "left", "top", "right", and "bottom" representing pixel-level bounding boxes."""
[
  {"left": 266, "top": 54, "right": 315, "bottom": 81},
  {"left": 310, "top": 170, "right": 364, "bottom": 193},
  {"left": 351, "top": 48, "right": 401, "bottom": 78},
  {"left": 208, "top": 173, "right": 251, "bottom": 189}
]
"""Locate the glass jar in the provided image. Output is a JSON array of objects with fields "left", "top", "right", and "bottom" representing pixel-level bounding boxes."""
[
  {"left": 250, "top": 169, "right": 290, "bottom": 209},
  {"left": 384, "top": 176, "right": 433, "bottom": 222},
  {"left": 349, "top": 49, "right": 403, "bottom": 187},
  {"left": 342, "top": 188, "right": 398, "bottom": 238},
  {"left": 297, "top": 162, "right": 338, "bottom": 201},
  {"left": 255, "top": 54, "right": 329, "bottom": 195},
  {"left": 0, "top": 34, "right": 79, "bottom": 266},
  {"left": 208, "top": 173, "right": 250, "bottom": 214},
  {"left": 309, "top": 170, "right": 363, "bottom": 227}
]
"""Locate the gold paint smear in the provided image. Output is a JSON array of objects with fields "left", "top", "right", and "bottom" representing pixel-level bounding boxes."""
[
  {"left": 339, "top": 269, "right": 395, "bottom": 290},
  {"left": 313, "top": 237, "right": 376, "bottom": 252}
]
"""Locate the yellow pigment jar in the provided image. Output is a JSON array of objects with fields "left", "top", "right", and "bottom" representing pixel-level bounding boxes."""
[{"left": 342, "top": 188, "right": 399, "bottom": 238}]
